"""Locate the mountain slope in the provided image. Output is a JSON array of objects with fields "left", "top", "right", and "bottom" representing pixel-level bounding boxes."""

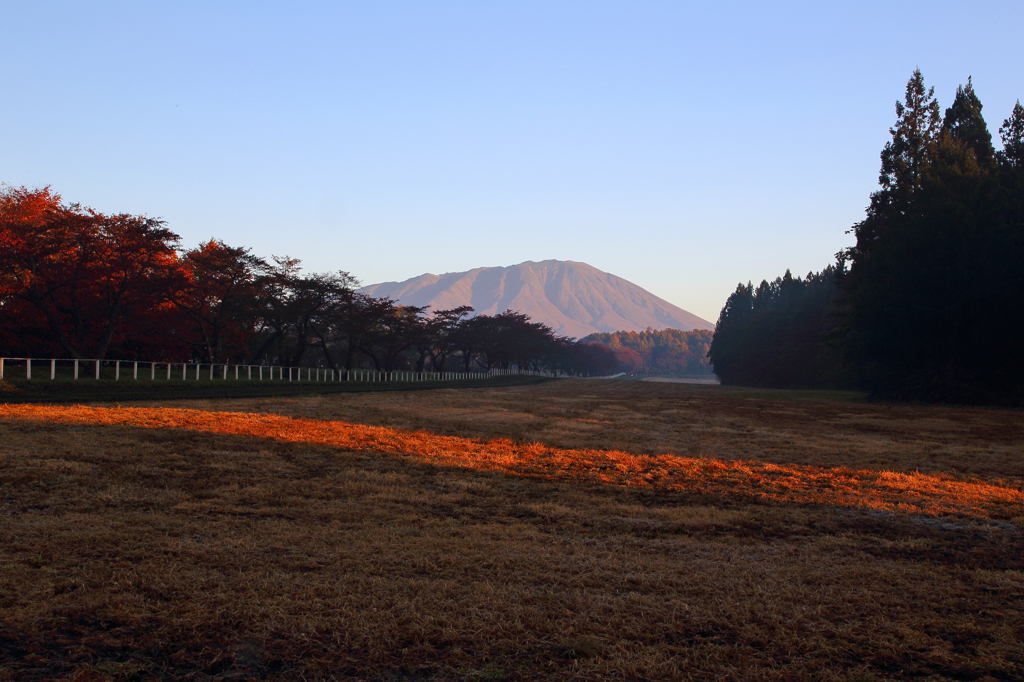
[{"left": 359, "top": 260, "right": 713, "bottom": 338}]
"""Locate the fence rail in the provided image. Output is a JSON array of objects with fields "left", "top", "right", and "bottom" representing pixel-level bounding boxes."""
[{"left": 0, "top": 357, "right": 554, "bottom": 384}]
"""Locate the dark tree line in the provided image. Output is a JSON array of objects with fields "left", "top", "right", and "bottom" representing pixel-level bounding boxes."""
[
  {"left": 709, "top": 70, "right": 1024, "bottom": 404},
  {"left": 708, "top": 266, "right": 849, "bottom": 388},
  {"left": 0, "top": 187, "right": 618, "bottom": 376}
]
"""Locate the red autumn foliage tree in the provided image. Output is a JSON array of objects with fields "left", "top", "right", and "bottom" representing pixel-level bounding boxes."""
[
  {"left": 1, "top": 186, "right": 632, "bottom": 378},
  {"left": 164, "top": 239, "right": 269, "bottom": 363},
  {"left": 0, "top": 186, "right": 180, "bottom": 359}
]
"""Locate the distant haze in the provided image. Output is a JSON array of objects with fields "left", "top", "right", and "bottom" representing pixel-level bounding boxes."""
[{"left": 360, "top": 260, "right": 714, "bottom": 338}]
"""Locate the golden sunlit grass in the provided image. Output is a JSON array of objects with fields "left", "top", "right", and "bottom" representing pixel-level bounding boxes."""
[
  {"left": 3, "top": 403, "right": 1022, "bottom": 519},
  {"left": 2, "top": 380, "right": 1024, "bottom": 680}
]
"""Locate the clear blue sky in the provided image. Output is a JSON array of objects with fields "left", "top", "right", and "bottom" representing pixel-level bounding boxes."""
[{"left": 4, "top": 1, "right": 1022, "bottom": 322}]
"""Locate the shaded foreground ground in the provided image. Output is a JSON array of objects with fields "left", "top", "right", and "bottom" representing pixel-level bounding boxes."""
[
  {"left": 2, "top": 381, "right": 1023, "bottom": 680},
  {"left": 0, "top": 373, "right": 543, "bottom": 404}
]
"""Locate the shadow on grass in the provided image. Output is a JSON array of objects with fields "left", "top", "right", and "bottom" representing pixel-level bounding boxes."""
[{"left": 0, "top": 374, "right": 551, "bottom": 404}]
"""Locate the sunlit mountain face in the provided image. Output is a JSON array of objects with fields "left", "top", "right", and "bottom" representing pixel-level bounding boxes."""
[{"left": 359, "top": 260, "right": 712, "bottom": 339}]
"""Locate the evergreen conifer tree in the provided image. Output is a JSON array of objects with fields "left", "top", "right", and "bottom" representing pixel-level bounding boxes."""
[
  {"left": 942, "top": 77, "right": 996, "bottom": 169},
  {"left": 842, "top": 73, "right": 1024, "bottom": 403},
  {"left": 998, "top": 100, "right": 1024, "bottom": 169},
  {"left": 876, "top": 68, "right": 941, "bottom": 204}
]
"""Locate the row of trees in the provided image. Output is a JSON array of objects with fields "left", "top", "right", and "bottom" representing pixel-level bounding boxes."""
[
  {"left": 708, "top": 266, "right": 848, "bottom": 388},
  {"left": 0, "top": 186, "right": 617, "bottom": 376},
  {"left": 584, "top": 328, "right": 713, "bottom": 377},
  {"left": 709, "top": 71, "right": 1024, "bottom": 404}
]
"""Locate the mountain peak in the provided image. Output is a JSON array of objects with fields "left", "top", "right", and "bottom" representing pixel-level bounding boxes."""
[{"left": 359, "top": 260, "right": 713, "bottom": 338}]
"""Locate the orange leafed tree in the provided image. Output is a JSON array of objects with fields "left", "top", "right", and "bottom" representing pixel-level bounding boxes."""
[
  {"left": 0, "top": 186, "right": 181, "bottom": 359},
  {"left": 163, "top": 239, "right": 269, "bottom": 363}
]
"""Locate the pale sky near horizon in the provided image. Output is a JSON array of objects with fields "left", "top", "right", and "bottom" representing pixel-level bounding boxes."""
[{"left": 4, "top": 1, "right": 1023, "bottom": 323}]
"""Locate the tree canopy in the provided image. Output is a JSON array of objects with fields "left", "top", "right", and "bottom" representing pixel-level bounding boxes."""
[
  {"left": 0, "top": 186, "right": 619, "bottom": 377},
  {"left": 708, "top": 70, "right": 1024, "bottom": 404},
  {"left": 584, "top": 328, "right": 712, "bottom": 377}
]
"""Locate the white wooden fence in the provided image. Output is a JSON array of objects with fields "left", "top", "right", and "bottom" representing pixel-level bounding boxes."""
[{"left": 0, "top": 357, "right": 552, "bottom": 383}]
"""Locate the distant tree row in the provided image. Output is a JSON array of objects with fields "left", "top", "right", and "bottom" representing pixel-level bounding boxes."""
[
  {"left": 708, "top": 265, "right": 849, "bottom": 389},
  {"left": 583, "top": 328, "right": 713, "bottom": 377},
  {"left": 0, "top": 187, "right": 617, "bottom": 376},
  {"left": 708, "top": 71, "right": 1024, "bottom": 404}
]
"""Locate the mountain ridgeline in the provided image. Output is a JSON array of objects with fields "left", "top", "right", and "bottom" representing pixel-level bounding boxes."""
[
  {"left": 359, "top": 260, "right": 712, "bottom": 339},
  {"left": 709, "top": 71, "right": 1024, "bottom": 404},
  {"left": 0, "top": 188, "right": 708, "bottom": 378}
]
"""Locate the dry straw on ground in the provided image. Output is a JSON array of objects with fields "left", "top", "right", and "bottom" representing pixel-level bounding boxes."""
[{"left": 1, "top": 380, "right": 1023, "bottom": 680}]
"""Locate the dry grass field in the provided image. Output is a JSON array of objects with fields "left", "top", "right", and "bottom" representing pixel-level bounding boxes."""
[{"left": 1, "top": 379, "right": 1023, "bottom": 681}]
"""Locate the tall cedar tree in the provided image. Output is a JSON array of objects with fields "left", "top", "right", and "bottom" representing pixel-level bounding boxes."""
[
  {"left": 942, "top": 77, "right": 996, "bottom": 170},
  {"left": 842, "top": 72, "right": 1024, "bottom": 403}
]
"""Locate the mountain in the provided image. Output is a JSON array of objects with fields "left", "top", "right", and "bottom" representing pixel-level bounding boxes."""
[{"left": 359, "top": 260, "right": 713, "bottom": 338}]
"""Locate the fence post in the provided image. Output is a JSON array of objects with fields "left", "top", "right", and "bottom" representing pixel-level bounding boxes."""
[
  {"left": 74, "top": 359, "right": 78, "bottom": 379},
  {"left": 0, "top": 358, "right": 3, "bottom": 380},
  {"left": 115, "top": 361, "right": 120, "bottom": 381},
  {"left": 95, "top": 360, "right": 100, "bottom": 380},
  {"left": 223, "top": 365, "right": 228, "bottom": 380},
  {"left": 27, "top": 358, "right": 31, "bottom": 380},
  {"left": 151, "top": 363, "right": 155, "bottom": 380},
  {"left": 51, "top": 359, "right": 55, "bottom": 380},
  {"left": 182, "top": 364, "right": 186, "bottom": 380}
]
